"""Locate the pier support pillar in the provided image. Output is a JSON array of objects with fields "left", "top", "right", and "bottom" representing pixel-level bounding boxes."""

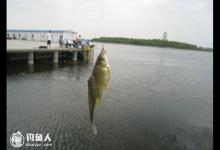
[
  {"left": 87, "top": 50, "right": 94, "bottom": 63},
  {"left": 53, "top": 51, "right": 59, "bottom": 63},
  {"left": 28, "top": 52, "right": 34, "bottom": 64},
  {"left": 28, "top": 64, "right": 34, "bottom": 73},
  {"left": 83, "top": 51, "right": 87, "bottom": 61},
  {"left": 73, "top": 51, "right": 78, "bottom": 61}
]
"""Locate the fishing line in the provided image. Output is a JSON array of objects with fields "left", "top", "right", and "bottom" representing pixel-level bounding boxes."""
[
  {"left": 94, "top": 5, "right": 104, "bottom": 50},
  {"left": 98, "top": 1, "right": 105, "bottom": 50}
]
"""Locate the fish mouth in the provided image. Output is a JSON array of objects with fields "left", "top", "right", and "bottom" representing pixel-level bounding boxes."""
[{"left": 101, "top": 47, "right": 106, "bottom": 55}]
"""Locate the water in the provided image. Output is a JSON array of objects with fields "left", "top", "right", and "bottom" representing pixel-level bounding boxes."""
[{"left": 7, "top": 42, "right": 213, "bottom": 150}]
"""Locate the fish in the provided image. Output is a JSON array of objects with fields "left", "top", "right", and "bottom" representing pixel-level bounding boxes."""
[{"left": 87, "top": 46, "right": 110, "bottom": 135}]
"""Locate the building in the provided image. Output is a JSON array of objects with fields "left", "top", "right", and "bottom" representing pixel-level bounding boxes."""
[
  {"left": 162, "top": 32, "right": 168, "bottom": 41},
  {"left": 7, "top": 29, "right": 78, "bottom": 42}
]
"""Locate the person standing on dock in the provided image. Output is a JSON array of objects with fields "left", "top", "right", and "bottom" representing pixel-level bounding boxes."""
[
  {"left": 75, "top": 34, "right": 82, "bottom": 48},
  {"left": 59, "top": 35, "right": 64, "bottom": 48},
  {"left": 46, "top": 30, "right": 52, "bottom": 48},
  {"left": 76, "top": 34, "right": 81, "bottom": 42}
]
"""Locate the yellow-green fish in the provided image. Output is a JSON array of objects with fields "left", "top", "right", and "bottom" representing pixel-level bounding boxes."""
[{"left": 87, "top": 47, "right": 110, "bottom": 134}]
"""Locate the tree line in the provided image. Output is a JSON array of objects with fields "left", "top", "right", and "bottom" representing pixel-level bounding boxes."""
[{"left": 92, "top": 37, "right": 212, "bottom": 51}]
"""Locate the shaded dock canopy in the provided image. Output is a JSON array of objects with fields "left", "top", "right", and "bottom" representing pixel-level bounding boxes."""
[{"left": 7, "top": 29, "right": 78, "bottom": 42}]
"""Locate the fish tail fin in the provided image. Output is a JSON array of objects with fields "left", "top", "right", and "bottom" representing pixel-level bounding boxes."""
[{"left": 91, "top": 122, "right": 98, "bottom": 135}]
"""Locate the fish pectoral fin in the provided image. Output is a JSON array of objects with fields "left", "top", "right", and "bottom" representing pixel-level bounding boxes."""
[
  {"left": 95, "top": 87, "right": 103, "bottom": 107},
  {"left": 90, "top": 76, "right": 97, "bottom": 97}
]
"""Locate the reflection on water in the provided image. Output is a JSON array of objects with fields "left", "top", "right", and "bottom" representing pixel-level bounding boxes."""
[
  {"left": 7, "top": 43, "right": 213, "bottom": 150},
  {"left": 28, "top": 64, "right": 34, "bottom": 73}
]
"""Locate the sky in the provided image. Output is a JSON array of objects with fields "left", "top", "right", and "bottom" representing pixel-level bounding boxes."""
[{"left": 7, "top": 0, "right": 213, "bottom": 47}]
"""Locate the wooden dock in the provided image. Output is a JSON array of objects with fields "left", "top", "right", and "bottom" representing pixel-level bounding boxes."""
[{"left": 7, "top": 47, "right": 94, "bottom": 64}]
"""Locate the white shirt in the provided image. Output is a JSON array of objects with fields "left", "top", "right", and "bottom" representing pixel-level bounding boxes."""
[
  {"left": 88, "top": 41, "right": 93, "bottom": 46},
  {"left": 47, "top": 33, "right": 52, "bottom": 41},
  {"left": 68, "top": 39, "right": 73, "bottom": 44},
  {"left": 81, "top": 40, "right": 86, "bottom": 45}
]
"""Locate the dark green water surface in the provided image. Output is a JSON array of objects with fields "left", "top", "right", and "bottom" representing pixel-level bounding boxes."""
[{"left": 7, "top": 43, "right": 213, "bottom": 150}]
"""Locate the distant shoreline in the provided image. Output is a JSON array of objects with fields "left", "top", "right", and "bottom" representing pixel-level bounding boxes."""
[{"left": 92, "top": 37, "right": 213, "bottom": 52}]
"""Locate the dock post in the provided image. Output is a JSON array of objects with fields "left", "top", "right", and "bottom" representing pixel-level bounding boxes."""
[
  {"left": 53, "top": 51, "right": 59, "bottom": 63},
  {"left": 28, "top": 52, "right": 34, "bottom": 64},
  {"left": 87, "top": 49, "right": 94, "bottom": 63},
  {"left": 53, "top": 63, "right": 58, "bottom": 70},
  {"left": 28, "top": 64, "right": 34, "bottom": 73},
  {"left": 83, "top": 50, "right": 87, "bottom": 61},
  {"left": 73, "top": 51, "right": 78, "bottom": 61}
]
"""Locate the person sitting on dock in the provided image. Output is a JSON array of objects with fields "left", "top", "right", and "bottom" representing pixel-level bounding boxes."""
[
  {"left": 46, "top": 30, "right": 52, "bottom": 48},
  {"left": 72, "top": 40, "right": 77, "bottom": 48},
  {"left": 81, "top": 39, "right": 86, "bottom": 46},
  {"left": 64, "top": 39, "right": 73, "bottom": 48},
  {"left": 68, "top": 39, "right": 73, "bottom": 48},
  {"left": 81, "top": 39, "right": 87, "bottom": 50}
]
